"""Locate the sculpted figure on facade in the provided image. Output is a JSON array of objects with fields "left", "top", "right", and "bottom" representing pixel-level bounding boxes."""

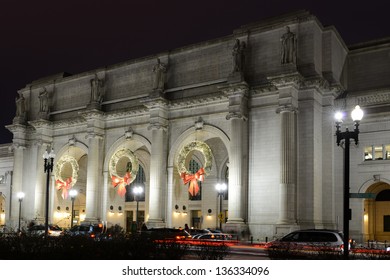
[
  {"left": 15, "top": 93, "right": 26, "bottom": 118},
  {"left": 152, "top": 58, "right": 167, "bottom": 91},
  {"left": 280, "top": 26, "right": 297, "bottom": 64},
  {"left": 38, "top": 88, "right": 50, "bottom": 113},
  {"left": 232, "top": 38, "right": 246, "bottom": 73},
  {"left": 90, "top": 74, "right": 104, "bottom": 104}
]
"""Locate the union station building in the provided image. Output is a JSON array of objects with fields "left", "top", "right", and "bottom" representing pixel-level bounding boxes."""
[{"left": 1, "top": 11, "right": 389, "bottom": 243}]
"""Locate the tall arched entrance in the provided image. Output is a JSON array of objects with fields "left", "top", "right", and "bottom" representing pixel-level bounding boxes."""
[{"left": 363, "top": 182, "right": 390, "bottom": 241}]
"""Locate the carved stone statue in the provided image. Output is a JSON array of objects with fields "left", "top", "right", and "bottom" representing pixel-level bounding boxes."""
[
  {"left": 232, "top": 39, "right": 246, "bottom": 72},
  {"left": 90, "top": 74, "right": 104, "bottom": 104},
  {"left": 39, "top": 88, "right": 49, "bottom": 113},
  {"left": 15, "top": 93, "right": 26, "bottom": 117},
  {"left": 280, "top": 26, "right": 297, "bottom": 64},
  {"left": 152, "top": 58, "right": 167, "bottom": 90}
]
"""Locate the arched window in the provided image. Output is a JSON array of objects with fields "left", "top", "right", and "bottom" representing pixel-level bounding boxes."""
[
  {"left": 125, "top": 165, "right": 146, "bottom": 202},
  {"left": 189, "top": 159, "right": 201, "bottom": 200}
]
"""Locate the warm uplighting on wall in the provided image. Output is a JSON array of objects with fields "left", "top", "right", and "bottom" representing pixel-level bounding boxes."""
[
  {"left": 80, "top": 210, "right": 86, "bottom": 221},
  {"left": 0, "top": 210, "right": 5, "bottom": 225},
  {"left": 53, "top": 211, "right": 70, "bottom": 219}
]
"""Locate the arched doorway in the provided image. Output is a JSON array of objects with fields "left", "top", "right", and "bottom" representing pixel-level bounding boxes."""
[{"left": 363, "top": 182, "right": 390, "bottom": 241}]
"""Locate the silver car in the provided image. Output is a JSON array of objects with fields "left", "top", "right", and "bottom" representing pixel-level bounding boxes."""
[{"left": 265, "top": 229, "right": 346, "bottom": 252}]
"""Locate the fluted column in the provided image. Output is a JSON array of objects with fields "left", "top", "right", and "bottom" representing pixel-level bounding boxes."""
[
  {"left": 33, "top": 142, "right": 48, "bottom": 223},
  {"left": 101, "top": 171, "right": 109, "bottom": 222},
  {"left": 141, "top": 96, "right": 168, "bottom": 228},
  {"left": 81, "top": 109, "right": 105, "bottom": 223},
  {"left": 148, "top": 125, "right": 167, "bottom": 225},
  {"left": 166, "top": 166, "right": 174, "bottom": 227},
  {"left": 6, "top": 123, "right": 29, "bottom": 228},
  {"left": 10, "top": 144, "right": 25, "bottom": 227},
  {"left": 221, "top": 82, "right": 249, "bottom": 226},
  {"left": 85, "top": 133, "right": 102, "bottom": 222},
  {"left": 270, "top": 73, "right": 301, "bottom": 225}
]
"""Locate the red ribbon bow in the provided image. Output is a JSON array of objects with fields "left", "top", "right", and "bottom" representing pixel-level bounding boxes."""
[
  {"left": 111, "top": 172, "right": 131, "bottom": 197},
  {"left": 56, "top": 177, "right": 72, "bottom": 200},
  {"left": 180, "top": 168, "right": 205, "bottom": 196}
]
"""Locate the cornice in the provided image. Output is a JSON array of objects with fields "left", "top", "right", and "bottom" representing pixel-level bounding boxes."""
[
  {"left": 169, "top": 92, "right": 227, "bottom": 110},
  {"left": 105, "top": 106, "right": 149, "bottom": 120},
  {"left": 356, "top": 92, "right": 390, "bottom": 107},
  {"left": 268, "top": 72, "right": 304, "bottom": 89},
  {"left": 53, "top": 117, "right": 86, "bottom": 129}
]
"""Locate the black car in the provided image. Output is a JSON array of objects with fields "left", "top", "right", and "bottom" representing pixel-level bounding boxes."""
[{"left": 65, "top": 223, "right": 105, "bottom": 240}]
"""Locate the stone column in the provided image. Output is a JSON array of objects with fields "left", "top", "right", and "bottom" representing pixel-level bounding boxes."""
[
  {"left": 81, "top": 109, "right": 105, "bottom": 223},
  {"left": 166, "top": 166, "right": 174, "bottom": 227},
  {"left": 33, "top": 142, "right": 48, "bottom": 223},
  {"left": 221, "top": 82, "right": 249, "bottom": 230},
  {"left": 101, "top": 171, "right": 109, "bottom": 222},
  {"left": 142, "top": 97, "right": 168, "bottom": 228},
  {"left": 6, "top": 123, "right": 27, "bottom": 229},
  {"left": 85, "top": 133, "right": 102, "bottom": 222},
  {"left": 10, "top": 144, "right": 25, "bottom": 227}
]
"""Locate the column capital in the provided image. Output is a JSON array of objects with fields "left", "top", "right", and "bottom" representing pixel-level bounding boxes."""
[
  {"left": 220, "top": 82, "right": 249, "bottom": 121},
  {"left": 226, "top": 112, "right": 247, "bottom": 121},
  {"left": 276, "top": 105, "right": 298, "bottom": 114},
  {"left": 85, "top": 132, "right": 104, "bottom": 140},
  {"left": 148, "top": 122, "right": 168, "bottom": 131}
]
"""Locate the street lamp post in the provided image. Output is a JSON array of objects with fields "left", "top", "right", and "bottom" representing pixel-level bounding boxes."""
[
  {"left": 69, "top": 189, "right": 78, "bottom": 228},
  {"left": 133, "top": 186, "right": 143, "bottom": 230},
  {"left": 17, "top": 192, "right": 25, "bottom": 233},
  {"left": 43, "top": 148, "right": 55, "bottom": 238},
  {"left": 215, "top": 183, "right": 227, "bottom": 230},
  {"left": 335, "top": 105, "right": 364, "bottom": 259}
]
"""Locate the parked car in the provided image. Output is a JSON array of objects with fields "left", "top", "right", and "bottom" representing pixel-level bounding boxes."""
[
  {"left": 264, "top": 229, "right": 346, "bottom": 252},
  {"left": 28, "top": 224, "right": 63, "bottom": 237},
  {"left": 140, "top": 227, "right": 192, "bottom": 240},
  {"left": 192, "top": 232, "right": 233, "bottom": 241},
  {"left": 65, "top": 223, "right": 105, "bottom": 240}
]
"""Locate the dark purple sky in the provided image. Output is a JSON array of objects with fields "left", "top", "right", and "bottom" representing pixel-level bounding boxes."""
[{"left": 1, "top": 0, "right": 389, "bottom": 144}]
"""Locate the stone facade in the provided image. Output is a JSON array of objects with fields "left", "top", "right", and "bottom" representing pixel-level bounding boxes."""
[{"left": 1, "top": 11, "right": 390, "bottom": 242}]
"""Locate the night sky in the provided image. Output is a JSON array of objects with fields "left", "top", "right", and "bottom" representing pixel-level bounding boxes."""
[{"left": 1, "top": 0, "right": 389, "bottom": 144}]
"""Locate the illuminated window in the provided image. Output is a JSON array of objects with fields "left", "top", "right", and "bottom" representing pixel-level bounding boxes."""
[{"left": 364, "top": 145, "right": 390, "bottom": 161}]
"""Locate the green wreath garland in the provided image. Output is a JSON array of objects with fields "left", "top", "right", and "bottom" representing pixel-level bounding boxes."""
[
  {"left": 176, "top": 141, "right": 213, "bottom": 175},
  {"left": 54, "top": 155, "right": 79, "bottom": 185},
  {"left": 109, "top": 148, "right": 139, "bottom": 184}
]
